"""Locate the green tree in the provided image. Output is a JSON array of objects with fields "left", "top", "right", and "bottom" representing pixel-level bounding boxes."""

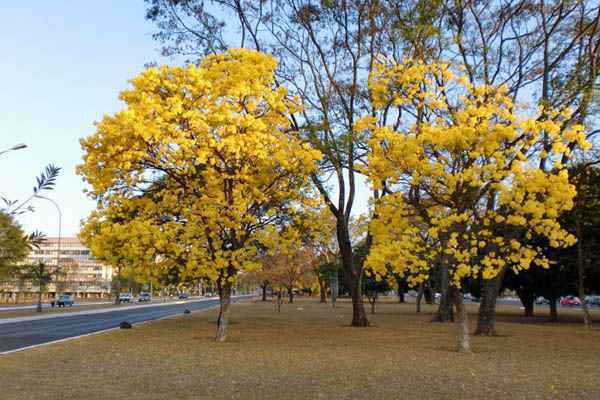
[
  {"left": 0, "top": 211, "right": 28, "bottom": 271},
  {"left": 19, "top": 260, "right": 53, "bottom": 313}
]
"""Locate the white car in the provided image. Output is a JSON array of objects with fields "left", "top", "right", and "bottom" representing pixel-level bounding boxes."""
[{"left": 118, "top": 293, "right": 133, "bottom": 303}]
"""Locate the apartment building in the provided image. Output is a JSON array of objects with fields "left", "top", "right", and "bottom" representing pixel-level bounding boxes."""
[{"left": 0, "top": 237, "right": 113, "bottom": 302}]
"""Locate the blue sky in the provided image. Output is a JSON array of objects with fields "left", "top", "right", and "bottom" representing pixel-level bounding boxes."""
[
  {"left": 1, "top": 1, "right": 171, "bottom": 237},
  {"left": 1, "top": 1, "right": 371, "bottom": 238}
]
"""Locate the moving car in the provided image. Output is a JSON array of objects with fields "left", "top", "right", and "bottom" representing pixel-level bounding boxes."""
[
  {"left": 178, "top": 293, "right": 190, "bottom": 300},
  {"left": 138, "top": 292, "right": 152, "bottom": 302},
  {"left": 118, "top": 292, "right": 133, "bottom": 303},
  {"left": 55, "top": 294, "right": 74, "bottom": 307},
  {"left": 560, "top": 295, "right": 581, "bottom": 307}
]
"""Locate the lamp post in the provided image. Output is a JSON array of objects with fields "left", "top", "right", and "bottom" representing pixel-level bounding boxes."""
[
  {"left": 35, "top": 195, "right": 62, "bottom": 297},
  {"left": 0, "top": 143, "right": 27, "bottom": 157}
]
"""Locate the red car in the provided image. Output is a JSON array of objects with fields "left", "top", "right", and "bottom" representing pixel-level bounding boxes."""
[{"left": 560, "top": 296, "right": 581, "bottom": 307}]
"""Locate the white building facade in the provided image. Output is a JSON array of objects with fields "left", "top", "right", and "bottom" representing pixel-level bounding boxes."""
[{"left": 0, "top": 237, "right": 113, "bottom": 302}]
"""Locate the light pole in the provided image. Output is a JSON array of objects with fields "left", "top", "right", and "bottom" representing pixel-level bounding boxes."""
[
  {"left": 35, "top": 195, "right": 62, "bottom": 298},
  {"left": 0, "top": 143, "right": 27, "bottom": 157}
]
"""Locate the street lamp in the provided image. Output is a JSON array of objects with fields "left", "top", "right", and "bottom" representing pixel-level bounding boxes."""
[
  {"left": 35, "top": 195, "right": 62, "bottom": 297},
  {"left": 0, "top": 143, "right": 27, "bottom": 156}
]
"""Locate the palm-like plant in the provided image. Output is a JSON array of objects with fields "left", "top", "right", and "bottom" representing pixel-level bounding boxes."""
[{"left": 2, "top": 164, "right": 61, "bottom": 215}]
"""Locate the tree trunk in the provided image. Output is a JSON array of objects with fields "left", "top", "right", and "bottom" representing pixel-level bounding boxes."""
[
  {"left": 339, "top": 222, "right": 368, "bottom": 326},
  {"left": 549, "top": 296, "right": 558, "bottom": 322},
  {"left": 370, "top": 292, "right": 378, "bottom": 314},
  {"left": 216, "top": 281, "right": 232, "bottom": 342},
  {"left": 397, "top": 283, "right": 405, "bottom": 303},
  {"left": 261, "top": 284, "right": 267, "bottom": 302},
  {"left": 576, "top": 217, "right": 592, "bottom": 329},
  {"left": 330, "top": 272, "right": 338, "bottom": 309},
  {"left": 36, "top": 288, "right": 42, "bottom": 313},
  {"left": 113, "top": 268, "right": 121, "bottom": 305},
  {"left": 276, "top": 290, "right": 282, "bottom": 313},
  {"left": 474, "top": 270, "right": 505, "bottom": 335},
  {"left": 523, "top": 297, "right": 534, "bottom": 317},
  {"left": 516, "top": 287, "right": 535, "bottom": 317},
  {"left": 416, "top": 283, "right": 424, "bottom": 313},
  {"left": 319, "top": 278, "right": 327, "bottom": 303},
  {"left": 288, "top": 287, "right": 294, "bottom": 303},
  {"left": 453, "top": 288, "right": 471, "bottom": 353},
  {"left": 434, "top": 267, "right": 453, "bottom": 322},
  {"left": 348, "top": 271, "right": 369, "bottom": 326},
  {"left": 424, "top": 286, "right": 434, "bottom": 304}
]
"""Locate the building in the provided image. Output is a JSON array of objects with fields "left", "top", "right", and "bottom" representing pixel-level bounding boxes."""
[{"left": 0, "top": 237, "right": 113, "bottom": 302}]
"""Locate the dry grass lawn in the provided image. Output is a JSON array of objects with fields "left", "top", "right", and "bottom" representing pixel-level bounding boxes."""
[{"left": 1, "top": 298, "right": 599, "bottom": 400}]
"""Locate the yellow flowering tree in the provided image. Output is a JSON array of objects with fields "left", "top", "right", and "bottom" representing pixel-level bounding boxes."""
[
  {"left": 360, "top": 58, "right": 589, "bottom": 351},
  {"left": 79, "top": 205, "right": 163, "bottom": 304},
  {"left": 78, "top": 49, "right": 321, "bottom": 342}
]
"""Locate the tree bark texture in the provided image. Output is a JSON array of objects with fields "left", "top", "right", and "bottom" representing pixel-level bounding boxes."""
[
  {"left": 453, "top": 288, "right": 471, "bottom": 353},
  {"left": 434, "top": 267, "right": 454, "bottom": 322},
  {"left": 516, "top": 287, "right": 535, "bottom": 317},
  {"left": 474, "top": 270, "right": 505, "bottom": 335},
  {"left": 338, "top": 220, "right": 369, "bottom": 326},
  {"left": 319, "top": 277, "right": 327, "bottom": 303},
  {"left": 216, "top": 281, "right": 232, "bottom": 342},
  {"left": 416, "top": 283, "right": 424, "bottom": 313}
]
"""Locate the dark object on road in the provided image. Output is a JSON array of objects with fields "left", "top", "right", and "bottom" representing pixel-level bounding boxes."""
[
  {"left": 183, "top": 309, "right": 191, "bottom": 314},
  {"left": 119, "top": 321, "right": 132, "bottom": 329},
  {"left": 178, "top": 293, "right": 190, "bottom": 299},
  {"left": 56, "top": 294, "right": 74, "bottom": 307}
]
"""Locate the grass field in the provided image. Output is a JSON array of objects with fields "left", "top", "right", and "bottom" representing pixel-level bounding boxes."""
[{"left": 1, "top": 297, "right": 599, "bottom": 400}]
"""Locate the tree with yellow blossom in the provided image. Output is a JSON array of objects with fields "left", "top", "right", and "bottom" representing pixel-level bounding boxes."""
[
  {"left": 78, "top": 49, "right": 321, "bottom": 342},
  {"left": 360, "top": 58, "right": 589, "bottom": 352}
]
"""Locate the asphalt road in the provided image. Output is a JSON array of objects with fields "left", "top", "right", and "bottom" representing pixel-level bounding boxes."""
[{"left": 0, "top": 296, "right": 251, "bottom": 354}]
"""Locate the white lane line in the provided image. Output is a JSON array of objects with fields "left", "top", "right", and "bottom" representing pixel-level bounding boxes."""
[{"left": 0, "top": 296, "right": 253, "bottom": 356}]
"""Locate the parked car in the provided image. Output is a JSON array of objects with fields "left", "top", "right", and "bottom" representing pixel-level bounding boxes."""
[
  {"left": 585, "top": 295, "right": 600, "bottom": 307},
  {"left": 178, "top": 293, "right": 190, "bottom": 300},
  {"left": 55, "top": 294, "right": 74, "bottom": 307},
  {"left": 119, "top": 293, "right": 133, "bottom": 303},
  {"left": 138, "top": 292, "right": 152, "bottom": 302},
  {"left": 463, "top": 293, "right": 479, "bottom": 302},
  {"left": 535, "top": 296, "right": 549, "bottom": 305},
  {"left": 560, "top": 295, "right": 581, "bottom": 307}
]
